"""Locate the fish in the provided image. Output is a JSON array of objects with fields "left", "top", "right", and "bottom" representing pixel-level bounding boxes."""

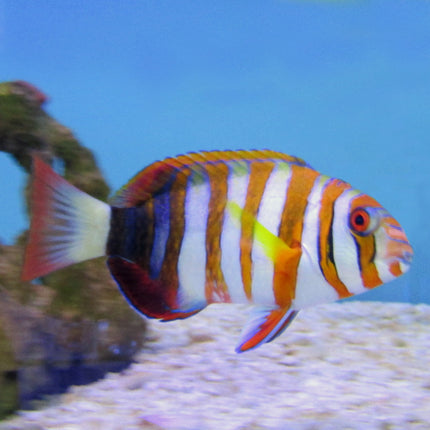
[{"left": 22, "top": 150, "right": 413, "bottom": 352}]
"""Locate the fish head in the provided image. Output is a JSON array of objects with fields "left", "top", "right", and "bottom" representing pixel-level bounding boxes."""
[{"left": 338, "top": 191, "right": 413, "bottom": 291}]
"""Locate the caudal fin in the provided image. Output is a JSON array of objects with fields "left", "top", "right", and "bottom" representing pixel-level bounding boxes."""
[{"left": 22, "top": 157, "right": 111, "bottom": 281}]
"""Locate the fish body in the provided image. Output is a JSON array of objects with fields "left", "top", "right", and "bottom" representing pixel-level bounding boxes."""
[{"left": 22, "top": 150, "right": 413, "bottom": 352}]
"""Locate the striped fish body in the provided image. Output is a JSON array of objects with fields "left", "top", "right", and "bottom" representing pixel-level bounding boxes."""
[
  {"left": 22, "top": 150, "right": 413, "bottom": 352},
  {"left": 107, "top": 151, "right": 312, "bottom": 315}
]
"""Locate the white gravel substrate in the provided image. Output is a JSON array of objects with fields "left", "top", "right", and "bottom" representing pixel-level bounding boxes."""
[{"left": 1, "top": 301, "right": 430, "bottom": 430}]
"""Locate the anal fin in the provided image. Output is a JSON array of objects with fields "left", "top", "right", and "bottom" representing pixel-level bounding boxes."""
[
  {"left": 107, "top": 256, "right": 204, "bottom": 321},
  {"left": 236, "top": 307, "right": 299, "bottom": 353}
]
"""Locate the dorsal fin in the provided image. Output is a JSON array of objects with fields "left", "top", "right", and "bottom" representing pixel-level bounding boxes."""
[{"left": 110, "top": 149, "right": 310, "bottom": 207}]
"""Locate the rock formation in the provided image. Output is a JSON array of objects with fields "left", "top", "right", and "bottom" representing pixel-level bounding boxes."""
[{"left": 0, "top": 81, "right": 146, "bottom": 418}]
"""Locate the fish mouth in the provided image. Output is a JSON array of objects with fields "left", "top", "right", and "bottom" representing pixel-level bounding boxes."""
[
  {"left": 396, "top": 249, "right": 413, "bottom": 274},
  {"left": 384, "top": 223, "right": 413, "bottom": 275},
  {"left": 398, "top": 249, "right": 413, "bottom": 265}
]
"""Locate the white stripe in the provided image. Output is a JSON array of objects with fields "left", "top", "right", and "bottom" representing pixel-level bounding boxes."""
[
  {"left": 250, "top": 164, "right": 292, "bottom": 306},
  {"left": 332, "top": 190, "right": 367, "bottom": 295},
  {"left": 177, "top": 179, "right": 210, "bottom": 307},
  {"left": 293, "top": 175, "right": 340, "bottom": 309},
  {"left": 221, "top": 169, "right": 250, "bottom": 303}
]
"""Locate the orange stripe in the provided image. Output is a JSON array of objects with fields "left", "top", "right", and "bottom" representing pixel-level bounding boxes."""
[
  {"left": 318, "top": 179, "right": 352, "bottom": 299},
  {"left": 240, "top": 161, "right": 275, "bottom": 300},
  {"left": 349, "top": 194, "right": 380, "bottom": 212},
  {"left": 349, "top": 194, "right": 384, "bottom": 288},
  {"left": 354, "top": 234, "right": 383, "bottom": 288},
  {"left": 274, "top": 166, "right": 319, "bottom": 307},
  {"left": 160, "top": 168, "right": 190, "bottom": 308},
  {"left": 389, "top": 261, "right": 402, "bottom": 277},
  {"left": 205, "top": 162, "right": 230, "bottom": 303}
]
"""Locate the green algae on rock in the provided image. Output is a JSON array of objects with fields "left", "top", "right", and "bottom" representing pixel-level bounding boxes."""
[{"left": 0, "top": 81, "right": 147, "bottom": 417}]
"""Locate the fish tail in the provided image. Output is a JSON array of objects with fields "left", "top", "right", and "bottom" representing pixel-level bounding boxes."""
[{"left": 22, "top": 157, "right": 111, "bottom": 281}]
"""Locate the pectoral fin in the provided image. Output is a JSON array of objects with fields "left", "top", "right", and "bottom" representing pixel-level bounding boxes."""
[{"left": 235, "top": 306, "right": 299, "bottom": 353}]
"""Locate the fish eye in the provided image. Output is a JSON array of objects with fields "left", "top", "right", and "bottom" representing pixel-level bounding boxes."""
[{"left": 349, "top": 207, "right": 378, "bottom": 236}]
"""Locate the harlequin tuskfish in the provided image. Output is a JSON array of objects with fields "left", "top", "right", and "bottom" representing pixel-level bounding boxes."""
[{"left": 22, "top": 150, "right": 413, "bottom": 352}]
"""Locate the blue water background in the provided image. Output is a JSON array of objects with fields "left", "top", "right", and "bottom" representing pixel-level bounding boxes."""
[{"left": 0, "top": 1, "right": 429, "bottom": 303}]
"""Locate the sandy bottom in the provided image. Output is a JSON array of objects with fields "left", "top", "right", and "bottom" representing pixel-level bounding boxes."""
[{"left": 1, "top": 301, "right": 430, "bottom": 430}]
